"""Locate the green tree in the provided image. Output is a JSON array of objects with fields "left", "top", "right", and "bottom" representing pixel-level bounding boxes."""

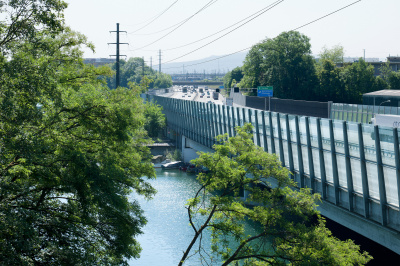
[
  {"left": 318, "top": 45, "right": 345, "bottom": 64},
  {"left": 341, "top": 58, "right": 376, "bottom": 103},
  {"left": 242, "top": 31, "right": 318, "bottom": 100},
  {"left": 152, "top": 72, "right": 173, "bottom": 89},
  {"left": 316, "top": 59, "right": 345, "bottom": 102},
  {"left": 0, "top": 2, "right": 156, "bottom": 264},
  {"left": 106, "top": 57, "right": 172, "bottom": 89},
  {"left": 143, "top": 101, "right": 166, "bottom": 139},
  {"left": 240, "top": 43, "right": 263, "bottom": 89},
  {"left": 179, "top": 124, "right": 371, "bottom": 265},
  {"left": 389, "top": 71, "right": 400, "bottom": 90},
  {"left": 223, "top": 67, "right": 244, "bottom": 89}
]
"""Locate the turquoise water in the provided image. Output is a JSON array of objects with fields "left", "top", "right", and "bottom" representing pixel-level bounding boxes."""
[
  {"left": 129, "top": 169, "right": 216, "bottom": 266},
  {"left": 127, "top": 169, "right": 398, "bottom": 265}
]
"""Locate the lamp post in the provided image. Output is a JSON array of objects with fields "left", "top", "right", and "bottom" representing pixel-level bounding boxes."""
[
  {"left": 379, "top": 99, "right": 391, "bottom": 107},
  {"left": 371, "top": 100, "right": 391, "bottom": 124}
]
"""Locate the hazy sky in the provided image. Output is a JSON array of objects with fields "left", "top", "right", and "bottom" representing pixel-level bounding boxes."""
[{"left": 64, "top": 0, "right": 400, "bottom": 65}]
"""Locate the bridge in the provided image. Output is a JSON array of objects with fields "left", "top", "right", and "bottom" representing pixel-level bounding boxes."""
[
  {"left": 172, "top": 81, "right": 223, "bottom": 86},
  {"left": 144, "top": 92, "right": 400, "bottom": 255}
]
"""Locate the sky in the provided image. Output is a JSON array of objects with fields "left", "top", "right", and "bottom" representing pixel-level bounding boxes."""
[{"left": 63, "top": 0, "right": 400, "bottom": 67}]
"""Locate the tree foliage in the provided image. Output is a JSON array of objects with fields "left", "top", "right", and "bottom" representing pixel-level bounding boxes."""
[
  {"left": 235, "top": 33, "right": 399, "bottom": 104},
  {"left": 143, "top": 101, "right": 166, "bottom": 139},
  {"left": 180, "top": 124, "right": 372, "bottom": 265},
  {"left": 1, "top": 1, "right": 157, "bottom": 264},
  {"left": 318, "top": 45, "right": 344, "bottom": 64},
  {"left": 223, "top": 66, "right": 244, "bottom": 89},
  {"left": 106, "top": 57, "right": 172, "bottom": 90},
  {"left": 341, "top": 58, "right": 376, "bottom": 103},
  {"left": 241, "top": 31, "right": 317, "bottom": 100}
]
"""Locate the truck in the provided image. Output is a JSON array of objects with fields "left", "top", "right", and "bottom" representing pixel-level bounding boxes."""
[
  {"left": 371, "top": 114, "right": 400, "bottom": 128},
  {"left": 213, "top": 92, "right": 219, "bottom": 101},
  {"left": 370, "top": 114, "right": 400, "bottom": 142}
]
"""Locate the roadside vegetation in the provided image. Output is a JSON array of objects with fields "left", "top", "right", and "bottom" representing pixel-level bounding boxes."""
[{"left": 224, "top": 31, "right": 400, "bottom": 104}]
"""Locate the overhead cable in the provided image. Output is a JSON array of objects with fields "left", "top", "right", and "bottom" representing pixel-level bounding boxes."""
[
  {"left": 130, "top": 0, "right": 219, "bottom": 52},
  {"left": 158, "top": 0, "right": 363, "bottom": 70},
  {"left": 163, "top": 1, "right": 282, "bottom": 52},
  {"left": 162, "top": 0, "right": 283, "bottom": 64},
  {"left": 129, "top": 0, "right": 180, "bottom": 34}
]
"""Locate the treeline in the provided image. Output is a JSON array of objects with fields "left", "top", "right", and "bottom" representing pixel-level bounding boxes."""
[
  {"left": 224, "top": 31, "right": 400, "bottom": 104},
  {"left": 105, "top": 57, "right": 172, "bottom": 89}
]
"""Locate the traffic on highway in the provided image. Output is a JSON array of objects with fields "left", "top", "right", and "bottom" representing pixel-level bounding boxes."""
[{"left": 167, "top": 85, "right": 224, "bottom": 105}]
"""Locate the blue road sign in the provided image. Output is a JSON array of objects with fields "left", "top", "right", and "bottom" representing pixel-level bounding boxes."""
[{"left": 257, "top": 86, "right": 273, "bottom": 97}]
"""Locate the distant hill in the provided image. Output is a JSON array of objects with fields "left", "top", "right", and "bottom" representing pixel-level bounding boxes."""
[{"left": 157, "top": 52, "right": 247, "bottom": 75}]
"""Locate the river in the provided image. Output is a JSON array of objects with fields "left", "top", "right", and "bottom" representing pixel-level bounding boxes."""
[
  {"left": 128, "top": 169, "right": 219, "bottom": 265},
  {"left": 128, "top": 169, "right": 399, "bottom": 265}
]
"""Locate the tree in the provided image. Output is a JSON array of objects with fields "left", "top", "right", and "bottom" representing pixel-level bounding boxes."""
[
  {"left": 379, "top": 61, "right": 392, "bottom": 83},
  {"left": 389, "top": 71, "right": 400, "bottom": 90},
  {"left": 179, "top": 124, "right": 372, "bottom": 265},
  {"left": 316, "top": 59, "right": 345, "bottom": 102},
  {"left": 240, "top": 43, "right": 263, "bottom": 89},
  {"left": 242, "top": 31, "right": 318, "bottom": 100},
  {"left": 0, "top": 2, "right": 156, "bottom": 264},
  {"left": 0, "top": 0, "right": 67, "bottom": 52},
  {"left": 223, "top": 67, "right": 244, "bottom": 89},
  {"left": 143, "top": 101, "right": 166, "bottom": 139},
  {"left": 106, "top": 57, "right": 172, "bottom": 89},
  {"left": 318, "top": 45, "right": 345, "bottom": 64},
  {"left": 152, "top": 72, "right": 173, "bottom": 89},
  {"left": 341, "top": 58, "right": 376, "bottom": 103}
]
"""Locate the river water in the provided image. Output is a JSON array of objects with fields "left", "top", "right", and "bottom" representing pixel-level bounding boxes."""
[
  {"left": 128, "top": 169, "right": 399, "bottom": 266},
  {"left": 128, "top": 169, "right": 218, "bottom": 265}
]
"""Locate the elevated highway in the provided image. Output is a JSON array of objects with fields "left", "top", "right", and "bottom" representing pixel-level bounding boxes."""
[{"left": 143, "top": 90, "right": 400, "bottom": 255}]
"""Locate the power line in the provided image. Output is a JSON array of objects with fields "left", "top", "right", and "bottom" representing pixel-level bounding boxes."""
[
  {"left": 128, "top": 0, "right": 218, "bottom": 37},
  {"left": 129, "top": 0, "right": 180, "bottom": 34},
  {"left": 292, "top": 0, "right": 362, "bottom": 31},
  {"left": 163, "top": 1, "right": 282, "bottom": 52},
  {"left": 129, "top": 0, "right": 219, "bottom": 52},
  {"left": 162, "top": 0, "right": 284, "bottom": 64},
  {"left": 158, "top": 0, "right": 363, "bottom": 70}
]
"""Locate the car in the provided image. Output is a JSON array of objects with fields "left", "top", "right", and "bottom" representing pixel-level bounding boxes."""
[
  {"left": 200, "top": 95, "right": 203, "bottom": 98},
  {"left": 207, "top": 95, "right": 210, "bottom": 98},
  {"left": 182, "top": 95, "right": 185, "bottom": 97}
]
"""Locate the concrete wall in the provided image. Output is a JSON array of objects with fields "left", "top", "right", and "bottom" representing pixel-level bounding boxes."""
[{"left": 181, "top": 136, "right": 214, "bottom": 163}]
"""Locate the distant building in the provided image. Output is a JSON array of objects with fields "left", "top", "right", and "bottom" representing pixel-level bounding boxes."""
[
  {"left": 337, "top": 56, "right": 400, "bottom": 76},
  {"left": 84, "top": 58, "right": 115, "bottom": 67}
]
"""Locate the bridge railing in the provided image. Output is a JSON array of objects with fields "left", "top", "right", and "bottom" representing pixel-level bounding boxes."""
[
  {"left": 331, "top": 103, "right": 400, "bottom": 123},
  {"left": 146, "top": 94, "right": 400, "bottom": 234}
]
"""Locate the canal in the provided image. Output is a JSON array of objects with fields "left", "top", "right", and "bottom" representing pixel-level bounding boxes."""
[{"left": 129, "top": 169, "right": 399, "bottom": 265}]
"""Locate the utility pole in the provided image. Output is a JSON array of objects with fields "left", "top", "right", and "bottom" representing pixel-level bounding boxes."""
[
  {"left": 142, "top": 56, "right": 145, "bottom": 77},
  {"left": 158, "top": 50, "right": 162, "bottom": 73},
  {"left": 109, "top": 23, "right": 128, "bottom": 89},
  {"left": 150, "top": 56, "right": 152, "bottom": 70}
]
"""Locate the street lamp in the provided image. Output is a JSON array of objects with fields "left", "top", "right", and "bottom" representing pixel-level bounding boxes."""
[
  {"left": 379, "top": 99, "right": 391, "bottom": 107},
  {"left": 371, "top": 100, "right": 391, "bottom": 124}
]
